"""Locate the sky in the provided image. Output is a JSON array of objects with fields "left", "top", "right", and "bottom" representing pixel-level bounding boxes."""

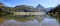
[{"left": 0, "top": 0, "right": 60, "bottom": 8}]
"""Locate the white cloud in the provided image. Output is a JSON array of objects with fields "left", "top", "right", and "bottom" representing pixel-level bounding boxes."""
[{"left": 0, "top": 0, "right": 16, "bottom": 7}]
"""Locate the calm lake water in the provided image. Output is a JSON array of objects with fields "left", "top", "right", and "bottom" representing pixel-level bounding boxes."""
[{"left": 0, "top": 14, "right": 60, "bottom": 26}]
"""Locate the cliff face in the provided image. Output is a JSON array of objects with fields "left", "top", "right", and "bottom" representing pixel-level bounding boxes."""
[{"left": 15, "top": 5, "right": 35, "bottom": 12}]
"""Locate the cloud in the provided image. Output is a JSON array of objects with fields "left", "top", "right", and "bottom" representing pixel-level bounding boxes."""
[
  {"left": 0, "top": 0, "right": 16, "bottom": 7},
  {"left": 0, "top": 0, "right": 60, "bottom": 8}
]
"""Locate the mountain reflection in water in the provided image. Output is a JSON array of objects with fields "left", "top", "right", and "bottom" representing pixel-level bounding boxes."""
[{"left": 0, "top": 15, "right": 59, "bottom": 26}]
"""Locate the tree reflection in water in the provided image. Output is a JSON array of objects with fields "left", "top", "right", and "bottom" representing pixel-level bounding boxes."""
[
  {"left": 48, "top": 14, "right": 60, "bottom": 24},
  {"left": 0, "top": 15, "right": 35, "bottom": 23},
  {"left": 0, "top": 14, "right": 60, "bottom": 26},
  {"left": 0, "top": 15, "right": 46, "bottom": 24}
]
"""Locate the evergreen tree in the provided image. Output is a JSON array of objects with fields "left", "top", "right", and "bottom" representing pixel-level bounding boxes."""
[{"left": 46, "top": 4, "right": 60, "bottom": 14}]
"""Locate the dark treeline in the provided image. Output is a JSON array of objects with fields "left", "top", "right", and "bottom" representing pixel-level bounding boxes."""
[
  {"left": 46, "top": 4, "right": 60, "bottom": 23},
  {"left": 46, "top": 4, "right": 60, "bottom": 14},
  {"left": 0, "top": 3, "right": 14, "bottom": 17}
]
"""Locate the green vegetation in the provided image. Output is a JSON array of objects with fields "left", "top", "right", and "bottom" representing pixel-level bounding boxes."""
[
  {"left": 46, "top": 4, "right": 60, "bottom": 23},
  {"left": 46, "top": 5, "right": 60, "bottom": 14},
  {"left": 0, "top": 3, "right": 35, "bottom": 18},
  {"left": 0, "top": 3, "right": 14, "bottom": 17}
]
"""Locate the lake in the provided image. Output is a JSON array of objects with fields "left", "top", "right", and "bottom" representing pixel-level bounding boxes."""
[{"left": 0, "top": 14, "right": 60, "bottom": 26}]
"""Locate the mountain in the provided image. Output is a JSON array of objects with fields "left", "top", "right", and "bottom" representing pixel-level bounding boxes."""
[
  {"left": 35, "top": 4, "right": 46, "bottom": 12},
  {"left": 46, "top": 5, "right": 60, "bottom": 15},
  {"left": 0, "top": 2, "right": 4, "bottom": 7},
  {"left": 0, "top": 3, "right": 3, "bottom": 5},
  {"left": 15, "top": 5, "right": 35, "bottom": 12}
]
